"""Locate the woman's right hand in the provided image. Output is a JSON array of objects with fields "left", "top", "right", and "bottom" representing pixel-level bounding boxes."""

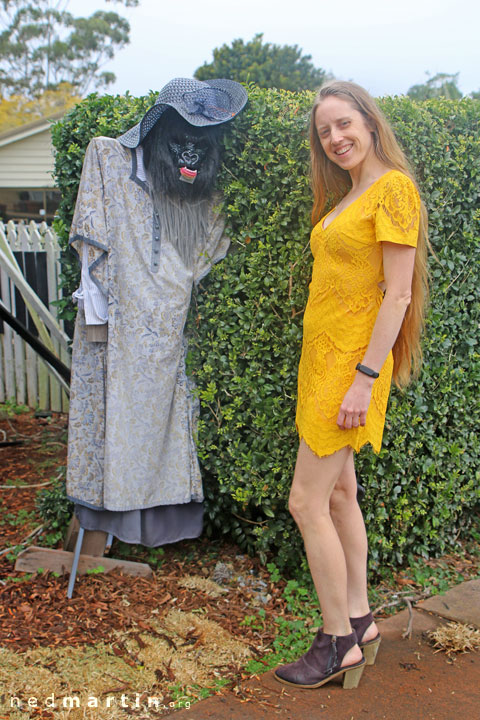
[{"left": 336, "top": 373, "right": 375, "bottom": 430}]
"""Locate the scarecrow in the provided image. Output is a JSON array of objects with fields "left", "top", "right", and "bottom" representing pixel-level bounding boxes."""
[{"left": 66, "top": 78, "right": 248, "bottom": 548}]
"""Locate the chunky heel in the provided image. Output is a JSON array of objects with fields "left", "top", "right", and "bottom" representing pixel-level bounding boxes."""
[
  {"left": 350, "top": 612, "right": 381, "bottom": 666},
  {"left": 362, "top": 636, "right": 381, "bottom": 665},
  {"left": 342, "top": 662, "right": 365, "bottom": 689}
]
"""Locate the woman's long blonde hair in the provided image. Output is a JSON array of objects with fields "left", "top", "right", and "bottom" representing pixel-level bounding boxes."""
[{"left": 310, "top": 80, "right": 429, "bottom": 388}]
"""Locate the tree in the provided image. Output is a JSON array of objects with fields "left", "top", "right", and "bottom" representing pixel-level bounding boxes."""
[
  {"left": 194, "top": 33, "right": 329, "bottom": 92},
  {"left": 0, "top": 82, "right": 81, "bottom": 132},
  {"left": 407, "top": 72, "right": 462, "bottom": 101},
  {"left": 0, "top": 0, "right": 138, "bottom": 99}
]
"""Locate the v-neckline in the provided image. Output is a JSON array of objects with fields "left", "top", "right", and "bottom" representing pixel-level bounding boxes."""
[{"left": 321, "top": 169, "right": 395, "bottom": 231}]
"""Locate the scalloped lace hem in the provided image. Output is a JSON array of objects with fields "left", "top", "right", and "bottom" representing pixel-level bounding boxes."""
[{"left": 297, "top": 424, "right": 383, "bottom": 459}]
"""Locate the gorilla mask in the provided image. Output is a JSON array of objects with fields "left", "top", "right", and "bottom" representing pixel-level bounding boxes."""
[{"left": 142, "top": 109, "right": 223, "bottom": 201}]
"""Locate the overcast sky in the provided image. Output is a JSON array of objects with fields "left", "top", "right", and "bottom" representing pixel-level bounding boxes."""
[{"left": 68, "top": 0, "right": 479, "bottom": 98}]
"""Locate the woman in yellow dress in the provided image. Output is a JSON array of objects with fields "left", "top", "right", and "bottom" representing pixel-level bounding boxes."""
[{"left": 275, "top": 81, "right": 429, "bottom": 690}]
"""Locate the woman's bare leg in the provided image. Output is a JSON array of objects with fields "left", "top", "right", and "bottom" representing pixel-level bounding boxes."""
[
  {"left": 329, "top": 452, "right": 378, "bottom": 642},
  {"left": 288, "top": 440, "right": 362, "bottom": 667}
]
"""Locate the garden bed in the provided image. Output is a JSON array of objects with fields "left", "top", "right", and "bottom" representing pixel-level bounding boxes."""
[{"left": 1, "top": 407, "right": 479, "bottom": 718}]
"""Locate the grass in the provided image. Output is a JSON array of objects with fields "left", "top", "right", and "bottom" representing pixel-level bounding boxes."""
[
  {"left": 168, "top": 678, "right": 230, "bottom": 704},
  {"left": 85, "top": 565, "right": 106, "bottom": 575},
  {"left": 0, "top": 399, "right": 30, "bottom": 417},
  {"left": 401, "top": 556, "right": 473, "bottom": 592},
  {"left": 2, "top": 477, "right": 34, "bottom": 487},
  {"left": 28, "top": 457, "right": 59, "bottom": 470},
  {"left": 0, "top": 508, "right": 37, "bottom": 529}
]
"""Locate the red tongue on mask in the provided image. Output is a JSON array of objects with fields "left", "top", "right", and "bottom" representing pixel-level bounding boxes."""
[{"left": 179, "top": 166, "right": 198, "bottom": 183}]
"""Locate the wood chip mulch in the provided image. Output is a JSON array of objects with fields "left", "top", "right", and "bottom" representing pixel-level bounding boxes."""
[
  {"left": 0, "top": 410, "right": 68, "bottom": 550},
  {"left": 0, "top": 556, "right": 288, "bottom": 654},
  {"left": 0, "top": 409, "right": 295, "bottom": 660}
]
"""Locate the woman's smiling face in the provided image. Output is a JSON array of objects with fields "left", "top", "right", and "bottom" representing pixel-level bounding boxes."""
[{"left": 314, "top": 95, "right": 376, "bottom": 174}]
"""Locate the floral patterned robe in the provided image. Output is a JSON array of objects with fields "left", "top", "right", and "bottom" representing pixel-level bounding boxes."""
[{"left": 66, "top": 136, "right": 228, "bottom": 520}]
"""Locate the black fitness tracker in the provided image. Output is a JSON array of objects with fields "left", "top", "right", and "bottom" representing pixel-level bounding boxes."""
[{"left": 355, "top": 363, "right": 379, "bottom": 379}]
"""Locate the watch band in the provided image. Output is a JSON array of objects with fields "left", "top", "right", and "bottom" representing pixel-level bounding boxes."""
[{"left": 355, "top": 363, "right": 379, "bottom": 379}]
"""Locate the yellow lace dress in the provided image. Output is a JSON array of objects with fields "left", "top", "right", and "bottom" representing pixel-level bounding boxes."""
[{"left": 296, "top": 170, "right": 420, "bottom": 458}]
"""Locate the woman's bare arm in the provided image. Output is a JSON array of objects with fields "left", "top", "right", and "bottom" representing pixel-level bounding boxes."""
[{"left": 337, "top": 241, "right": 416, "bottom": 430}]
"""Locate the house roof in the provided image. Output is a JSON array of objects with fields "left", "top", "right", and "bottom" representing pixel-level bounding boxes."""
[
  {"left": 0, "top": 111, "right": 66, "bottom": 188},
  {"left": 0, "top": 111, "right": 65, "bottom": 148}
]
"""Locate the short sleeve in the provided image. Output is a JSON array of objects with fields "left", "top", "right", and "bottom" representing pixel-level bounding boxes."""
[{"left": 375, "top": 172, "right": 420, "bottom": 248}]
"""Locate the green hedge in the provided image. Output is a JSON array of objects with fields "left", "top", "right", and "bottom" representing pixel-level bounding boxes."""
[{"left": 52, "top": 88, "right": 480, "bottom": 574}]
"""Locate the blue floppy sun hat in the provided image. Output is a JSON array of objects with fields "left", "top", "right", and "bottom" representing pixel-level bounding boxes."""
[{"left": 118, "top": 77, "right": 248, "bottom": 148}]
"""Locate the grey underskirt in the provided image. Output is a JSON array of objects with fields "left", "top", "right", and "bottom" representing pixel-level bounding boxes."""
[{"left": 74, "top": 502, "right": 204, "bottom": 547}]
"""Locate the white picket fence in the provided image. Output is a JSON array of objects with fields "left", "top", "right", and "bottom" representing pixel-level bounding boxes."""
[{"left": 0, "top": 221, "right": 70, "bottom": 412}]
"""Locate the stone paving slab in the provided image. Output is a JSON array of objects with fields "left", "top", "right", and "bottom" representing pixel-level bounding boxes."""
[{"left": 416, "top": 578, "right": 480, "bottom": 627}]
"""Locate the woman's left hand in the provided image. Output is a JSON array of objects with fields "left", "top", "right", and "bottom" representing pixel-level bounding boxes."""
[{"left": 336, "top": 374, "right": 375, "bottom": 430}]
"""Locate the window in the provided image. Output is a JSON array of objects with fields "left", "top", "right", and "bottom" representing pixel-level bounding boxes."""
[{"left": 0, "top": 188, "right": 61, "bottom": 223}]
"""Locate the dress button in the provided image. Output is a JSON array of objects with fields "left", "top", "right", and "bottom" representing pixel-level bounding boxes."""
[{"left": 155, "top": 236, "right": 159, "bottom": 240}]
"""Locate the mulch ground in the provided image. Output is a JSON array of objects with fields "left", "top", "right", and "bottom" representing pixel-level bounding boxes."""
[
  {"left": 0, "top": 409, "right": 291, "bottom": 658},
  {"left": 0, "top": 551, "right": 288, "bottom": 655},
  {"left": 0, "top": 409, "right": 67, "bottom": 550}
]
